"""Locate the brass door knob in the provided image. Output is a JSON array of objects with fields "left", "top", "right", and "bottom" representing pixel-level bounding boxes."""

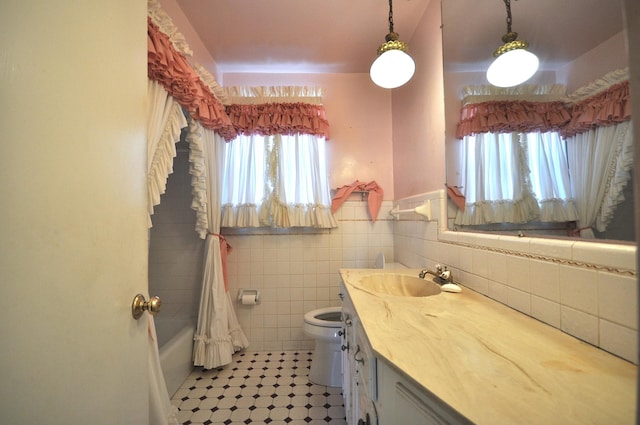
[{"left": 131, "top": 294, "right": 162, "bottom": 320}]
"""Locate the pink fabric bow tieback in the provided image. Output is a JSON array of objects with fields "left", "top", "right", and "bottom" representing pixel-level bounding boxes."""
[{"left": 331, "top": 180, "right": 384, "bottom": 223}]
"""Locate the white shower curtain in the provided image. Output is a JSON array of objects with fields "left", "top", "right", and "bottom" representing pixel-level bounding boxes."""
[
  {"left": 146, "top": 79, "right": 188, "bottom": 226},
  {"left": 148, "top": 316, "right": 179, "bottom": 425},
  {"left": 187, "top": 118, "right": 249, "bottom": 369},
  {"left": 146, "top": 78, "right": 187, "bottom": 425}
]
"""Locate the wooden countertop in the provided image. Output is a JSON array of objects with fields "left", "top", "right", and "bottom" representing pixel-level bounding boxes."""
[{"left": 340, "top": 268, "right": 637, "bottom": 424}]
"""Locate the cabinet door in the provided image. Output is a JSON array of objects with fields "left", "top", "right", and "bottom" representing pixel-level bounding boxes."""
[
  {"left": 354, "top": 321, "right": 379, "bottom": 425},
  {"left": 394, "top": 382, "right": 449, "bottom": 425},
  {"left": 377, "top": 361, "right": 471, "bottom": 425},
  {"left": 341, "top": 283, "right": 358, "bottom": 424}
]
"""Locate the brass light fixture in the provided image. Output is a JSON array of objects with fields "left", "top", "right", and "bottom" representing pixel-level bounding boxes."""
[
  {"left": 370, "top": 0, "right": 416, "bottom": 89},
  {"left": 486, "top": 0, "right": 539, "bottom": 87}
]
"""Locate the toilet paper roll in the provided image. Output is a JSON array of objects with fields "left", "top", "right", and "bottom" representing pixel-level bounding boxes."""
[{"left": 241, "top": 294, "right": 257, "bottom": 305}]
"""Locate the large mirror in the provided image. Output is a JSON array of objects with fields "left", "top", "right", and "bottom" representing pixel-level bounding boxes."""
[{"left": 442, "top": 0, "right": 634, "bottom": 242}]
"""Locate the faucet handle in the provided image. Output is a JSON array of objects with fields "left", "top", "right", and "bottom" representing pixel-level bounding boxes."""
[{"left": 435, "top": 264, "right": 443, "bottom": 274}]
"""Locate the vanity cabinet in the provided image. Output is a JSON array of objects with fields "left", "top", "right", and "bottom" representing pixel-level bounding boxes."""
[
  {"left": 340, "top": 282, "right": 469, "bottom": 425},
  {"left": 376, "top": 361, "right": 471, "bottom": 425},
  {"left": 340, "top": 283, "right": 378, "bottom": 425}
]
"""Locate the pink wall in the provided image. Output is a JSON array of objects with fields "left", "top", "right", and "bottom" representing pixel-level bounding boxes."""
[
  {"left": 558, "top": 31, "right": 628, "bottom": 92},
  {"left": 391, "top": 0, "right": 446, "bottom": 199},
  {"left": 222, "top": 73, "right": 395, "bottom": 199},
  {"left": 161, "top": 0, "right": 444, "bottom": 202},
  {"left": 159, "top": 0, "right": 221, "bottom": 79}
]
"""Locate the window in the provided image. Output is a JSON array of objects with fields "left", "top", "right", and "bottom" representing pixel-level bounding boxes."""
[
  {"left": 455, "top": 130, "right": 578, "bottom": 226},
  {"left": 220, "top": 133, "right": 336, "bottom": 229}
]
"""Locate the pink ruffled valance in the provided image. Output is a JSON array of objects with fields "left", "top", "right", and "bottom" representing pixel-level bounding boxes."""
[
  {"left": 456, "top": 100, "right": 571, "bottom": 139},
  {"left": 225, "top": 103, "right": 330, "bottom": 139},
  {"left": 561, "top": 81, "right": 631, "bottom": 138},
  {"left": 456, "top": 79, "right": 632, "bottom": 139},
  {"left": 147, "top": 19, "right": 236, "bottom": 141}
]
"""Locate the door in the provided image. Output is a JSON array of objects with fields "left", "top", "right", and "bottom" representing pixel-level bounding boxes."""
[{"left": 0, "top": 1, "right": 149, "bottom": 424}]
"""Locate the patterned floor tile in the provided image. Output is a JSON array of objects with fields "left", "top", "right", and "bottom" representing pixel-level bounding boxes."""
[{"left": 171, "top": 351, "right": 347, "bottom": 425}]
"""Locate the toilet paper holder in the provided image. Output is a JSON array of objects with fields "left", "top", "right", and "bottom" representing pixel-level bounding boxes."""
[{"left": 237, "top": 289, "right": 261, "bottom": 305}]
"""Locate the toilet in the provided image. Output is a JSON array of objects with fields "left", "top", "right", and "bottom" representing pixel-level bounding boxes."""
[{"left": 303, "top": 306, "right": 343, "bottom": 387}]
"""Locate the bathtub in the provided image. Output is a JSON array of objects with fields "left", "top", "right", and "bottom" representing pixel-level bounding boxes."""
[{"left": 156, "top": 318, "right": 195, "bottom": 397}]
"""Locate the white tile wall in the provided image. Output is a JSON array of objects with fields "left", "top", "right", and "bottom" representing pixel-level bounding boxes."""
[
  {"left": 148, "top": 146, "right": 204, "bottom": 323},
  {"left": 394, "top": 189, "right": 638, "bottom": 364},
  {"left": 224, "top": 198, "right": 396, "bottom": 352}
]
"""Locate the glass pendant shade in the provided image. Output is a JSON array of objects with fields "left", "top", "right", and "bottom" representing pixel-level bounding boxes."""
[
  {"left": 486, "top": 48, "right": 539, "bottom": 87},
  {"left": 370, "top": 49, "right": 416, "bottom": 89}
]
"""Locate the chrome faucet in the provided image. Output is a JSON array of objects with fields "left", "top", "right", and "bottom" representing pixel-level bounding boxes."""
[
  {"left": 421, "top": 264, "right": 462, "bottom": 293},
  {"left": 420, "top": 264, "right": 453, "bottom": 284}
]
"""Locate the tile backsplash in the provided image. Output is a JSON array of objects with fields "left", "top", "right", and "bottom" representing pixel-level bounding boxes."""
[{"left": 394, "top": 189, "right": 638, "bottom": 364}]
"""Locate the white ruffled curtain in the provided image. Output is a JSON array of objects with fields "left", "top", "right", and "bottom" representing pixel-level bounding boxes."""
[
  {"left": 146, "top": 1, "right": 242, "bottom": 422},
  {"left": 563, "top": 69, "right": 633, "bottom": 238},
  {"left": 146, "top": 79, "right": 187, "bottom": 425},
  {"left": 454, "top": 84, "right": 577, "bottom": 226},
  {"left": 220, "top": 133, "right": 337, "bottom": 228},
  {"left": 454, "top": 132, "right": 541, "bottom": 225},
  {"left": 148, "top": 316, "right": 179, "bottom": 425},
  {"left": 187, "top": 118, "right": 249, "bottom": 369},
  {"left": 146, "top": 79, "right": 188, "bottom": 226},
  {"left": 525, "top": 132, "right": 578, "bottom": 221},
  {"left": 566, "top": 120, "right": 633, "bottom": 237}
]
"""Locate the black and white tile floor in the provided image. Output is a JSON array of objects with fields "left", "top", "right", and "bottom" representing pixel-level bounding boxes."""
[{"left": 171, "top": 351, "right": 347, "bottom": 425}]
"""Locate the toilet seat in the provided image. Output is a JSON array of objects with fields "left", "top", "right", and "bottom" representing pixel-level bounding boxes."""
[
  {"left": 303, "top": 306, "right": 343, "bottom": 387},
  {"left": 304, "top": 306, "right": 342, "bottom": 328}
]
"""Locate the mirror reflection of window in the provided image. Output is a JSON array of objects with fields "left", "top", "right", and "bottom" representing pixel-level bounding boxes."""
[{"left": 442, "top": 0, "right": 633, "bottom": 242}]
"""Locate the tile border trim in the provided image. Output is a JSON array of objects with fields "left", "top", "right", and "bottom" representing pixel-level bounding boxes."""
[{"left": 443, "top": 240, "right": 637, "bottom": 277}]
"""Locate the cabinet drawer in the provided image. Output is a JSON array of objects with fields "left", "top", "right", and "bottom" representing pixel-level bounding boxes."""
[{"left": 355, "top": 321, "right": 377, "bottom": 401}]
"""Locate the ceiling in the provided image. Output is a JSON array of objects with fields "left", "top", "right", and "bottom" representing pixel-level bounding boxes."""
[{"left": 175, "top": 0, "right": 625, "bottom": 75}]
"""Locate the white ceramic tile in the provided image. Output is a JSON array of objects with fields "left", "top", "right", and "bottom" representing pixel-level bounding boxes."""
[
  {"left": 598, "top": 272, "right": 638, "bottom": 329},
  {"left": 488, "top": 281, "right": 508, "bottom": 305},
  {"left": 485, "top": 251, "right": 507, "bottom": 284},
  {"left": 561, "top": 306, "right": 599, "bottom": 346},
  {"left": 506, "top": 255, "right": 530, "bottom": 292},
  {"left": 558, "top": 265, "right": 598, "bottom": 314},
  {"left": 459, "top": 246, "right": 474, "bottom": 272},
  {"left": 457, "top": 232, "right": 477, "bottom": 245},
  {"left": 599, "top": 320, "right": 638, "bottom": 364},
  {"left": 572, "top": 241, "right": 637, "bottom": 271},
  {"left": 531, "top": 296, "right": 561, "bottom": 328},
  {"left": 466, "top": 275, "right": 489, "bottom": 295},
  {"left": 438, "top": 230, "right": 459, "bottom": 243},
  {"left": 529, "top": 238, "right": 574, "bottom": 260},
  {"left": 472, "top": 247, "right": 490, "bottom": 279},
  {"left": 276, "top": 314, "right": 291, "bottom": 327},
  {"left": 507, "top": 288, "right": 531, "bottom": 315},
  {"left": 276, "top": 247, "right": 290, "bottom": 262},
  {"left": 529, "top": 259, "right": 560, "bottom": 301},
  {"left": 498, "top": 235, "right": 531, "bottom": 253},
  {"left": 473, "top": 232, "right": 502, "bottom": 249}
]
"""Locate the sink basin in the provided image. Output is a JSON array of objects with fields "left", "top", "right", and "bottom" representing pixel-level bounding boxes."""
[{"left": 355, "top": 273, "right": 441, "bottom": 297}]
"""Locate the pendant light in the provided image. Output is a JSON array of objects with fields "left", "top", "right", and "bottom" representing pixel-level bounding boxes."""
[
  {"left": 486, "top": 0, "right": 539, "bottom": 87},
  {"left": 370, "top": 0, "right": 415, "bottom": 89}
]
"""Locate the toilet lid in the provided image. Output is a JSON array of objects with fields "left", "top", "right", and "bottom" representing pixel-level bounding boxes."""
[{"left": 304, "top": 306, "right": 342, "bottom": 328}]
